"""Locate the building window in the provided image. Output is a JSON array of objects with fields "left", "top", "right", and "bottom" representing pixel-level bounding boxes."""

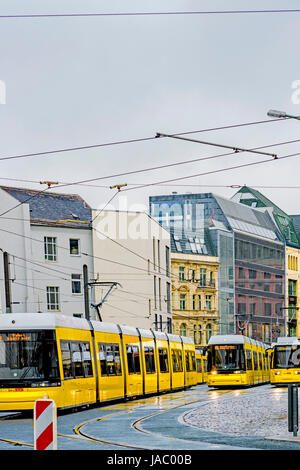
[
  {"left": 157, "top": 240, "right": 161, "bottom": 273},
  {"left": 289, "top": 279, "right": 297, "bottom": 296},
  {"left": 238, "top": 267, "right": 245, "bottom": 279},
  {"left": 72, "top": 274, "right": 82, "bottom": 294},
  {"left": 166, "top": 282, "right": 171, "bottom": 313},
  {"left": 193, "top": 294, "right": 201, "bottom": 310},
  {"left": 205, "top": 295, "right": 212, "bottom": 310},
  {"left": 153, "top": 237, "right": 156, "bottom": 271},
  {"left": 237, "top": 303, "right": 246, "bottom": 315},
  {"left": 200, "top": 268, "right": 206, "bottom": 286},
  {"left": 249, "top": 269, "right": 257, "bottom": 279},
  {"left": 250, "top": 303, "right": 256, "bottom": 315},
  {"left": 167, "top": 317, "right": 172, "bottom": 333},
  {"left": 179, "top": 267, "right": 185, "bottom": 281},
  {"left": 44, "top": 237, "right": 57, "bottom": 261},
  {"left": 180, "top": 294, "right": 186, "bottom": 310},
  {"left": 180, "top": 323, "right": 187, "bottom": 336},
  {"left": 206, "top": 324, "right": 212, "bottom": 343},
  {"left": 154, "top": 276, "right": 157, "bottom": 309},
  {"left": 70, "top": 239, "right": 80, "bottom": 255},
  {"left": 275, "top": 303, "right": 282, "bottom": 316},
  {"left": 158, "top": 278, "right": 162, "bottom": 310},
  {"left": 165, "top": 246, "right": 170, "bottom": 277},
  {"left": 264, "top": 303, "right": 272, "bottom": 316},
  {"left": 194, "top": 325, "right": 197, "bottom": 344},
  {"left": 47, "top": 286, "right": 60, "bottom": 311}
]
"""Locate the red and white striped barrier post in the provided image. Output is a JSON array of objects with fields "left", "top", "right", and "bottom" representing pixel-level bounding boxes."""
[{"left": 34, "top": 399, "right": 57, "bottom": 450}]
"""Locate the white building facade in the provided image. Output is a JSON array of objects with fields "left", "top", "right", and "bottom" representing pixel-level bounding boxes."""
[
  {"left": 0, "top": 186, "right": 94, "bottom": 317},
  {"left": 92, "top": 210, "right": 172, "bottom": 331}
]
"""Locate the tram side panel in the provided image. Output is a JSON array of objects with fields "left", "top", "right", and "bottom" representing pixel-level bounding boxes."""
[
  {"left": 138, "top": 329, "right": 158, "bottom": 395},
  {"left": 56, "top": 325, "right": 97, "bottom": 408},
  {"left": 182, "top": 340, "right": 197, "bottom": 387},
  {"left": 120, "top": 327, "right": 143, "bottom": 398},
  {"left": 93, "top": 327, "right": 125, "bottom": 403},
  {"left": 168, "top": 336, "right": 184, "bottom": 390},
  {"left": 154, "top": 333, "right": 171, "bottom": 392}
]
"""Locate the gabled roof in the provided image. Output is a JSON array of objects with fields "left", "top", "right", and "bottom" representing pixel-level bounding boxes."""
[
  {"left": 1, "top": 185, "right": 92, "bottom": 228},
  {"left": 231, "top": 186, "right": 299, "bottom": 244}
]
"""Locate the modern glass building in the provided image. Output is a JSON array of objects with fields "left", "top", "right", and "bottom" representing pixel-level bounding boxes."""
[
  {"left": 150, "top": 192, "right": 285, "bottom": 343},
  {"left": 232, "top": 186, "right": 300, "bottom": 337}
]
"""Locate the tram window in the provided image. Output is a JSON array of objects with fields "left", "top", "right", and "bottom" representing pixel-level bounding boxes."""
[
  {"left": 98, "top": 343, "right": 122, "bottom": 376},
  {"left": 258, "top": 353, "right": 262, "bottom": 370},
  {"left": 81, "top": 342, "right": 93, "bottom": 377},
  {"left": 158, "top": 347, "right": 169, "bottom": 373},
  {"left": 60, "top": 341, "right": 73, "bottom": 379},
  {"left": 253, "top": 351, "right": 258, "bottom": 370},
  {"left": 246, "top": 350, "right": 252, "bottom": 370},
  {"left": 191, "top": 352, "right": 196, "bottom": 371},
  {"left": 196, "top": 359, "right": 202, "bottom": 373},
  {"left": 185, "top": 351, "right": 196, "bottom": 372},
  {"left": 71, "top": 342, "right": 84, "bottom": 378},
  {"left": 126, "top": 345, "right": 141, "bottom": 374},
  {"left": 185, "top": 352, "right": 191, "bottom": 372},
  {"left": 144, "top": 346, "right": 156, "bottom": 373},
  {"left": 60, "top": 340, "right": 93, "bottom": 379},
  {"left": 172, "top": 349, "right": 183, "bottom": 372}
]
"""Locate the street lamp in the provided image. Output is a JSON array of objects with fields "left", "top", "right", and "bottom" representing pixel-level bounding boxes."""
[{"left": 267, "top": 109, "right": 300, "bottom": 120}]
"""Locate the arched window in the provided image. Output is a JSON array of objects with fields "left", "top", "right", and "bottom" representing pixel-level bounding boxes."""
[
  {"left": 180, "top": 323, "right": 187, "bottom": 336},
  {"left": 206, "top": 324, "right": 212, "bottom": 344}
]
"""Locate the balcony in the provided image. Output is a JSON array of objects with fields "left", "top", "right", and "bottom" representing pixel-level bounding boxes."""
[{"left": 196, "top": 280, "right": 216, "bottom": 289}]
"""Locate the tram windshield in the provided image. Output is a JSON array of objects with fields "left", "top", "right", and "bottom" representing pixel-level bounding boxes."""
[
  {"left": 0, "top": 330, "right": 60, "bottom": 387},
  {"left": 273, "top": 346, "right": 300, "bottom": 369},
  {"left": 207, "top": 344, "right": 246, "bottom": 372}
]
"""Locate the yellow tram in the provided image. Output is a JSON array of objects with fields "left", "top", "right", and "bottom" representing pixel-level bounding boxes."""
[
  {"left": 206, "top": 335, "right": 270, "bottom": 388},
  {"left": 0, "top": 313, "right": 198, "bottom": 411},
  {"left": 270, "top": 337, "right": 300, "bottom": 386},
  {"left": 195, "top": 349, "right": 207, "bottom": 384}
]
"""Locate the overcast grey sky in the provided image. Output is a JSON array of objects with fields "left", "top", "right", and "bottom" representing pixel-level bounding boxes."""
[{"left": 1, "top": 0, "right": 300, "bottom": 215}]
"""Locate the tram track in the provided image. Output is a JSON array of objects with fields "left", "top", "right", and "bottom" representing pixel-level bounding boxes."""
[
  {"left": 0, "top": 387, "right": 257, "bottom": 450},
  {"left": 71, "top": 389, "right": 237, "bottom": 449}
]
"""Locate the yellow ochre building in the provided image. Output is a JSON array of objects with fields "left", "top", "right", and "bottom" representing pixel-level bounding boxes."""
[{"left": 171, "top": 252, "right": 220, "bottom": 347}]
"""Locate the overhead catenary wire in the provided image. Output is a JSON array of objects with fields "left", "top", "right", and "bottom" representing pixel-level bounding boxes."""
[
  {"left": 0, "top": 117, "right": 289, "bottom": 164},
  {"left": 0, "top": 10, "right": 300, "bottom": 19},
  {"left": 121, "top": 150, "right": 300, "bottom": 192},
  {"left": 51, "top": 135, "right": 300, "bottom": 190},
  {"left": 1, "top": 147, "right": 300, "bottom": 283}
]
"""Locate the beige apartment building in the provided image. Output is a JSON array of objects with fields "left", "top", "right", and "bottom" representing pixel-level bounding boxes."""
[
  {"left": 91, "top": 210, "right": 172, "bottom": 331},
  {"left": 171, "top": 252, "right": 220, "bottom": 347}
]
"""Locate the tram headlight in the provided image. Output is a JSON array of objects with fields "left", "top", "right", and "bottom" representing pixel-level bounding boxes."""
[
  {"left": 275, "top": 371, "right": 281, "bottom": 375},
  {"left": 294, "top": 371, "right": 300, "bottom": 375},
  {"left": 233, "top": 371, "right": 240, "bottom": 374},
  {"left": 211, "top": 371, "right": 217, "bottom": 375}
]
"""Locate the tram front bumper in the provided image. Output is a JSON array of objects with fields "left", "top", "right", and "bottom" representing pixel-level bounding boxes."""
[
  {"left": 208, "top": 372, "right": 247, "bottom": 387},
  {"left": 271, "top": 370, "right": 300, "bottom": 385},
  {"left": 0, "top": 388, "right": 60, "bottom": 411}
]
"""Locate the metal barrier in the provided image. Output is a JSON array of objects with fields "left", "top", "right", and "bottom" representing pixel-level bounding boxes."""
[{"left": 288, "top": 384, "right": 299, "bottom": 437}]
